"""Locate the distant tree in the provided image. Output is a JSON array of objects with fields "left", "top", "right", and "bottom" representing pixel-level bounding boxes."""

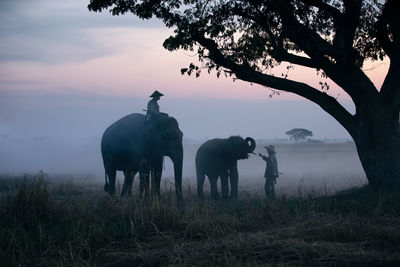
[
  {"left": 88, "top": 1, "right": 400, "bottom": 190},
  {"left": 286, "top": 128, "right": 313, "bottom": 142}
]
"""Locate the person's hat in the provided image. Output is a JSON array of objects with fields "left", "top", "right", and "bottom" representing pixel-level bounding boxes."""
[
  {"left": 150, "top": 90, "right": 164, "bottom": 98},
  {"left": 264, "top": 145, "right": 276, "bottom": 153}
]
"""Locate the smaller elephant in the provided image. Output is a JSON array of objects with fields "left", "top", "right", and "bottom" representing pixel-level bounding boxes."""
[{"left": 196, "top": 136, "right": 256, "bottom": 199}]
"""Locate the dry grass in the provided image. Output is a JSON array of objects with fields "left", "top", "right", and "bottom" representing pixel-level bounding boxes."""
[{"left": 1, "top": 172, "right": 400, "bottom": 266}]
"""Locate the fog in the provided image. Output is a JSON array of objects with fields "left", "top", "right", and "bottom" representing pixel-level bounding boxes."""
[
  {"left": 0, "top": 0, "right": 369, "bottom": 195},
  {"left": 0, "top": 92, "right": 366, "bottom": 195}
]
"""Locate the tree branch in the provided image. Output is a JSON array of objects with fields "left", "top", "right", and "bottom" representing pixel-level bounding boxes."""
[
  {"left": 298, "top": 0, "right": 362, "bottom": 59},
  {"left": 272, "top": 50, "right": 319, "bottom": 69},
  {"left": 299, "top": 0, "right": 341, "bottom": 19},
  {"left": 276, "top": 0, "right": 379, "bottom": 109},
  {"left": 232, "top": 6, "right": 320, "bottom": 69},
  {"left": 193, "top": 34, "right": 355, "bottom": 132},
  {"left": 375, "top": 0, "right": 398, "bottom": 58},
  {"left": 333, "top": 0, "right": 362, "bottom": 61},
  {"left": 277, "top": 1, "right": 341, "bottom": 61},
  {"left": 377, "top": 0, "right": 400, "bottom": 108}
]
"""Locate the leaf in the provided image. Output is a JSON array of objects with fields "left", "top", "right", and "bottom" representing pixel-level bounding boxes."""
[{"left": 180, "top": 68, "right": 188, "bottom": 75}]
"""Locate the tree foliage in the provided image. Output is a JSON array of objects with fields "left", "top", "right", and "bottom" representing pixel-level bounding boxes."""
[
  {"left": 286, "top": 128, "right": 313, "bottom": 141},
  {"left": 87, "top": 0, "right": 398, "bottom": 132},
  {"left": 88, "top": 0, "right": 400, "bottom": 189}
]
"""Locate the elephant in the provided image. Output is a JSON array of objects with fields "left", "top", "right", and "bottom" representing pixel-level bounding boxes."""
[
  {"left": 101, "top": 113, "right": 183, "bottom": 200},
  {"left": 195, "top": 136, "right": 256, "bottom": 199}
]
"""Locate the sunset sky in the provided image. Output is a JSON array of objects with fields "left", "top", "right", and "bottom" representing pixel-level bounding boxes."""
[{"left": 0, "top": 0, "right": 389, "bottom": 143}]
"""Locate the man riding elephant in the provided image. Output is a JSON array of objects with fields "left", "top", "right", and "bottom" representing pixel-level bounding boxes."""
[
  {"left": 146, "top": 90, "right": 166, "bottom": 121},
  {"left": 101, "top": 111, "right": 183, "bottom": 200}
]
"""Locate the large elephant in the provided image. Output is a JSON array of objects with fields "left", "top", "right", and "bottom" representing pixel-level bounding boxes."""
[
  {"left": 101, "top": 113, "right": 183, "bottom": 200},
  {"left": 196, "top": 136, "right": 256, "bottom": 199}
]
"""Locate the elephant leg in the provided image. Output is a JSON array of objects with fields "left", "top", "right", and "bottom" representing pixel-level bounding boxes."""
[
  {"left": 196, "top": 169, "right": 206, "bottom": 198},
  {"left": 151, "top": 170, "right": 162, "bottom": 197},
  {"left": 106, "top": 169, "right": 117, "bottom": 196},
  {"left": 209, "top": 175, "right": 220, "bottom": 199},
  {"left": 139, "top": 171, "right": 150, "bottom": 199},
  {"left": 139, "top": 160, "right": 151, "bottom": 199},
  {"left": 151, "top": 161, "right": 163, "bottom": 197},
  {"left": 127, "top": 171, "right": 137, "bottom": 196},
  {"left": 229, "top": 162, "right": 239, "bottom": 198},
  {"left": 220, "top": 171, "right": 229, "bottom": 199},
  {"left": 121, "top": 171, "right": 129, "bottom": 197},
  {"left": 121, "top": 171, "right": 136, "bottom": 198}
]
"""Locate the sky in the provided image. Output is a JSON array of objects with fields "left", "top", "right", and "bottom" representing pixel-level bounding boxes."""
[{"left": 0, "top": 0, "right": 389, "bottom": 176}]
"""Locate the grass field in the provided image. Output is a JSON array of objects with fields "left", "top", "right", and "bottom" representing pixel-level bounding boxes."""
[{"left": 1, "top": 172, "right": 400, "bottom": 266}]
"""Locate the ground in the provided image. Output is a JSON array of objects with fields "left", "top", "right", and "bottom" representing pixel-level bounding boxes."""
[{"left": 1, "top": 172, "right": 399, "bottom": 266}]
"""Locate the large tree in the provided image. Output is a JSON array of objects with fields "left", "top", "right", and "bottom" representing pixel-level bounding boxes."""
[{"left": 88, "top": 0, "right": 400, "bottom": 190}]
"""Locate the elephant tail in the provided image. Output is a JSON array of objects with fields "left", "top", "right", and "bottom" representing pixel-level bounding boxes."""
[{"left": 104, "top": 172, "right": 110, "bottom": 192}]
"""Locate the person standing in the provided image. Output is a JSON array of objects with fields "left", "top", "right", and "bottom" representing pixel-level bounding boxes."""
[
  {"left": 259, "top": 145, "right": 279, "bottom": 199},
  {"left": 146, "top": 90, "right": 164, "bottom": 121}
]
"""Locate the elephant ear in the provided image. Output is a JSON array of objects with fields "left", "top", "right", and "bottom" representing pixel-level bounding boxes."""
[
  {"left": 155, "top": 117, "right": 183, "bottom": 141},
  {"left": 226, "top": 136, "right": 240, "bottom": 147},
  {"left": 141, "top": 117, "right": 167, "bottom": 146},
  {"left": 155, "top": 117, "right": 178, "bottom": 131},
  {"left": 225, "top": 136, "right": 247, "bottom": 159}
]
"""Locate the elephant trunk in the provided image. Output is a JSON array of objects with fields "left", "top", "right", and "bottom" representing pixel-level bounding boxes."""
[{"left": 245, "top": 137, "right": 256, "bottom": 153}]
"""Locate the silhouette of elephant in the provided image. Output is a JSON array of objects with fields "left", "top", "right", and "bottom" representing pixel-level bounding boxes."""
[
  {"left": 196, "top": 136, "right": 256, "bottom": 199},
  {"left": 101, "top": 113, "right": 183, "bottom": 200}
]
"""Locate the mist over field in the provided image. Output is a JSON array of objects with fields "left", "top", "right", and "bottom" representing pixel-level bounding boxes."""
[
  {"left": 0, "top": 141, "right": 366, "bottom": 196},
  {"left": 0, "top": 92, "right": 366, "bottom": 195},
  {"left": 0, "top": 0, "right": 385, "bottom": 198}
]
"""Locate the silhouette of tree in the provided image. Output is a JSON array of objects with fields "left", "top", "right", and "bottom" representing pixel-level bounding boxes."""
[
  {"left": 286, "top": 128, "right": 313, "bottom": 142},
  {"left": 88, "top": 0, "right": 400, "bottom": 190}
]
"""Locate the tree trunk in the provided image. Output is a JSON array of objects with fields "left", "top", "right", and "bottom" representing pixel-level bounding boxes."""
[{"left": 352, "top": 109, "right": 400, "bottom": 190}]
